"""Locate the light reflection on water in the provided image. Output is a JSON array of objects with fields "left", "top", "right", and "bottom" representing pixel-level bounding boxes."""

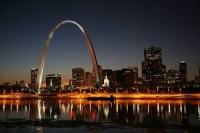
[{"left": 0, "top": 99, "right": 200, "bottom": 133}]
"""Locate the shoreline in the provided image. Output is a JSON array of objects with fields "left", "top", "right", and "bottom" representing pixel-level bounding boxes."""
[{"left": 0, "top": 93, "right": 200, "bottom": 100}]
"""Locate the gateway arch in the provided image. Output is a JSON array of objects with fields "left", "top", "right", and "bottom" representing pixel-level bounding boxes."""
[{"left": 36, "top": 20, "right": 100, "bottom": 92}]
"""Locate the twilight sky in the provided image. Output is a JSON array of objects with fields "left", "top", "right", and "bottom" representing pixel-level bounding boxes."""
[{"left": 0, "top": 0, "right": 200, "bottom": 84}]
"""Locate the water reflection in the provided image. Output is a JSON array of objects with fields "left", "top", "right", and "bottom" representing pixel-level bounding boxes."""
[{"left": 0, "top": 99, "right": 200, "bottom": 126}]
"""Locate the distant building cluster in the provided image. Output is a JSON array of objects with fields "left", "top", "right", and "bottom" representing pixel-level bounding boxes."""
[
  {"left": 27, "top": 46, "right": 200, "bottom": 90},
  {"left": 1, "top": 46, "right": 200, "bottom": 94},
  {"left": 141, "top": 46, "right": 188, "bottom": 88},
  {"left": 68, "top": 66, "right": 138, "bottom": 89}
]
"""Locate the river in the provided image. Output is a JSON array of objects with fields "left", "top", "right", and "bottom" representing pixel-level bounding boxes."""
[{"left": 0, "top": 99, "right": 200, "bottom": 133}]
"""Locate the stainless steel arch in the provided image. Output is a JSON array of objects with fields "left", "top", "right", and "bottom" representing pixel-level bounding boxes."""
[{"left": 36, "top": 20, "right": 100, "bottom": 92}]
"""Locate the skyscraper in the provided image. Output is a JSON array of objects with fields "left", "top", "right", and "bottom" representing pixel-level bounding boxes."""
[
  {"left": 179, "top": 61, "right": 187, "bottom": 83},
  {"left": 72, "top": 68, "right": 85, "bottom": 87},
  {"left": 142, "top": 46, "right": 166, "bottom": 88},
  {"left": 31, "top": 68, "right": 38, "bottom": 87}
]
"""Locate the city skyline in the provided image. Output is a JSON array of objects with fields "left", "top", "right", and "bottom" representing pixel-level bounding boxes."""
[{"left": 0, "top": 0, "right": 200, "bottom": 84}]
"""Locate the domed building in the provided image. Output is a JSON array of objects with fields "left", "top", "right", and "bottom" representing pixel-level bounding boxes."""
[{"left": 102, "top": 73, "right": 109, "bottom": 87}]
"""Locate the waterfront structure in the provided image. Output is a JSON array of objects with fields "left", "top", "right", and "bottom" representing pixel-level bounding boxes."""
[
  {"left": 165, "top": 70, "right": 180, "bottom": 86},
  {"left": 113, "top": 67, "right": 138, "bottom": 88},
  {"left": 121, "top": 67, "right": 138, "bottom": 87},
  {"left": 72, "top": 68, "right": 85, "bottom": 87},
  {"left": 126, "top": 67, "right": 138, "bottom": 86},
  {"left": 179, "top": 61, "right": 187, "bottom": 83},
  {"left": 46, "top": 74, "right": 61, "bottom": 88},
  {"left": 31, "top": 68, "right": 38, "bottom": 87},
  {"left": 142, "top": 46, "right": 166, "bottom": 88},
  {"left": 36, "top": 20, "right": 100, "bottom": 93}
]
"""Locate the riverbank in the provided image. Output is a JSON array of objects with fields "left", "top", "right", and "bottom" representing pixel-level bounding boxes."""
[
  {"left": 62, "top": 93, "right": 200, "bottom": 100},
  {"left": 0, "top": 93, "right": 200, "bottom": 100}
]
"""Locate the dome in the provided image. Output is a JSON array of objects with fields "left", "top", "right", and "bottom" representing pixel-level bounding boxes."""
[{"left": 103, "top": 74, "right": 109, "bottom": 87}]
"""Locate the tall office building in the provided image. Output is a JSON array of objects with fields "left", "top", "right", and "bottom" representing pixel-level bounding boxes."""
[
  {"left": 31, "top": 68, "right": 38, "bottom": 87},
  {"left": 179, "top": 61, "right": 187, "bottom": 83},
  {"left": 72, "top": 68, "right": 85, "bottom": 87},
  {"left": 142, "top": 46, "right": 166, "bottom": 87},
  {"left": 46, "top": 74, "right": 61, "bottom": 88}
]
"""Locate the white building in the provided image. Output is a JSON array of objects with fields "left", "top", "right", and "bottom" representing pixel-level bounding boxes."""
[{"left": 102, "top": 73, "right": 109, "bottom": 87}]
